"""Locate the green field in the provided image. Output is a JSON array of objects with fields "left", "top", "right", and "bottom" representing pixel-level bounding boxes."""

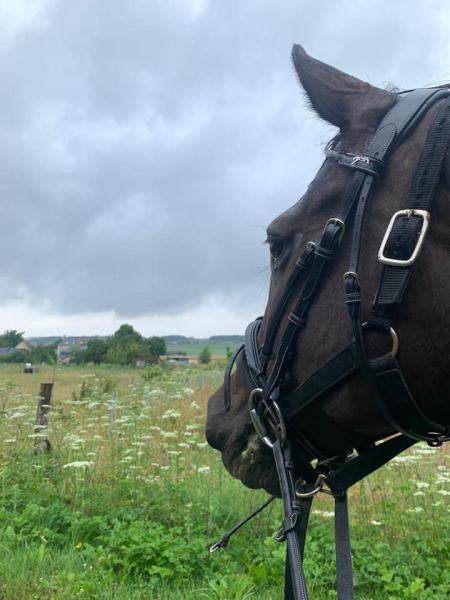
[
  {"left": 165, "top": 340, "right": 240, "bottom": 358},
  {"left": 0, "top": 364, "right": 448, "bottom": 599}
]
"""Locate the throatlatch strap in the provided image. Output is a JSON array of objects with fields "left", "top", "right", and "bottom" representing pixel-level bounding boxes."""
[{"left": 280, "top": 345, "right": 358, "bottom": 419}]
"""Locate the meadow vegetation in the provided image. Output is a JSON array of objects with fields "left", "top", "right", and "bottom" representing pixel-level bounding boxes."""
[{"left": 0, "top": 363, "right": 448, "bottom": 599}]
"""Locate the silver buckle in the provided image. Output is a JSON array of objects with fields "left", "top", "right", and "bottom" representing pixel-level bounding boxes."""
[
  {"left": 325, "top": 217, "right": 345, "bottom": 243},
  {"left": 248, "top": 389, "right": 286, "bottom": 449},
  {"left": 378, "top": 209, "right": 430, "bottom": 267}
]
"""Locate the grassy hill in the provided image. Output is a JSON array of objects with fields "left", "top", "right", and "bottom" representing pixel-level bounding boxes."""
[{"left": 164, "top": 335, "right": 243, "bottom": 358}]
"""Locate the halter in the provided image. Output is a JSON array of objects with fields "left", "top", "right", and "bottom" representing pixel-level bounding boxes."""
[{"left": 212, "top": 88, "right": 450, "bottom": 599}]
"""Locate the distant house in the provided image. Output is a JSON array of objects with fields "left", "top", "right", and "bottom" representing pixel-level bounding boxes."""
[
  {"left": 57, "top": 339, "right": 88, "bottom": 363},
  {"left": 0, "top": 340, "right": 33, "bottom": 356},
  {"left": 165, "top": 354, "right": 190, "bottom": 365},
  {"left": 15, "top": 340, "right": 33, "bottom": 351}
]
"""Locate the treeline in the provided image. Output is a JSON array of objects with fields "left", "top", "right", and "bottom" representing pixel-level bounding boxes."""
[
  {"left": 0, "top": 345, "right": 57, "bottom": 364},
  {"left": 0, "top": 329, "right": 57, "bottom": 364},
  {"left": 73, "top": 324, "right": 166, "bottom": 366},
  {"left": 0, "top": 325, "right": 166, "bottom": 367}
]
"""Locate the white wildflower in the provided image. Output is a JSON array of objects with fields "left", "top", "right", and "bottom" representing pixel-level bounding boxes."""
[
  {"left": 161, "top": 431, "right": 177, "bottom": 439},
  {"left": 312, "top": 510, "right": 334, "bottom": 519},
  {"left": 162, "top": 410, "right": 181, "bottom": 420},
  {"left": 197, "top": 466, "right": 210, "bottom": 474},
  {"left": 436, "top": 475, "right": 450, "bottom": 484},
  {"left": 62, "top": 461, "right": 94, "bottom": 470},
  {"left": 371, "top": 520, "right": 383, "bottom": 526},
  {"left": 8, "top": 411, "right": 26, "bottom": 419},
  {"left": 415, "top": 481, "right": 430, "bottom": 488}
]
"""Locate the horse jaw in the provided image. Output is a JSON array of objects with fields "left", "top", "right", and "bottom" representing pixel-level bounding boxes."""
[{"left": 206, "top": 384, "right": 280, "bottom": 496}]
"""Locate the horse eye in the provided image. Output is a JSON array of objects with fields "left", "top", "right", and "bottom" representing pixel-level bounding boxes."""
[
  {"left": 266, "top": 236, "right": 288, "bottom": 271},
  {"left": 269, "top": 240, "right": 284, "bottom": 260},
  {"left": 269, "top": 239, "right": 284, "bottom": 259}
]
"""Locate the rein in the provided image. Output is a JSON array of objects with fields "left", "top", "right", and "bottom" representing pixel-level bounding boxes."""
[{"left": 212, "top": 88, "right": 450, "bottom": 599}]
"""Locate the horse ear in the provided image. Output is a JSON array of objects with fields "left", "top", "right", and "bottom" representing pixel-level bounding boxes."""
[{"left": 291, "top": 44, "right": 393, "bottom": 130}]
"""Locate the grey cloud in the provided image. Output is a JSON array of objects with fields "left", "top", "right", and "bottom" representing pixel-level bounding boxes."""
[{"left": 0, "top": 0, "right": 449, "bottom": 317}]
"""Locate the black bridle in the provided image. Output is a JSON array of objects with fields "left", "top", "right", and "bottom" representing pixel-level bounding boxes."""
[{"left": 211, "top": 88, "right": 450, "bottom": 599}]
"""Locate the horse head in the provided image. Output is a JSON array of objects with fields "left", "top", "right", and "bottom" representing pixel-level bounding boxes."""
[{"left": 206, "top": 45, "right": 450, "bottom": 497}]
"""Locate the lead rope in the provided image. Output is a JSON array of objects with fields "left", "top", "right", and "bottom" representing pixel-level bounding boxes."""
[
  {"left": 210, "top": 430, "right": 354, "bottom": 600},
  {"left": 272, "top": 438, "right": 310, "bottom": 600},
  {"left": 209, "top": 495, "right": 275, "bottom": 553}
]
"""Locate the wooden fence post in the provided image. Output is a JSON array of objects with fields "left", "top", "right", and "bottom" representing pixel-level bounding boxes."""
[{"left": 34, "top": 382, "right": 53, "bottom": 453}]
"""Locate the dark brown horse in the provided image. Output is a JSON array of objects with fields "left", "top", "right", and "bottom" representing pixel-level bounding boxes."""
[{"left": 206, "top": 45, "right": 450, "bottom": 497}]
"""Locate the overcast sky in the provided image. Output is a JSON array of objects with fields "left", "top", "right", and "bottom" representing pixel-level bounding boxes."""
[{"left": 0, "top": 0, "right": 449, "bottom": 337}]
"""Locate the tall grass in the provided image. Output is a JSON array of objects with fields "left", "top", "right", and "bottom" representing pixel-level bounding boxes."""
[{"left": 0, "top": 364, "right": 448, "bottom": 599}]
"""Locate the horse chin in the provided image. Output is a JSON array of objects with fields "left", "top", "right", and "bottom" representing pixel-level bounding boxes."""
[{"left": 222, "top": 433, "right": 280, "bottom": 497}]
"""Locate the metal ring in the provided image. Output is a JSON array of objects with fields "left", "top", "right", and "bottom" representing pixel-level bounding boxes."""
[
  {"left": 267, "top": 400, "right": 287, "bottom": 445},
  {"left": 362, "top": 321, "right": 399, "bottom": 360},
  {"left": 248, "top": 390, "right": 286, "bottom": 449},
  {"left": 295, "top": 474, "right": 327, "bottom": 498},
  {"left": 248, "top": 387, "right": 263, "bottom": 409}
]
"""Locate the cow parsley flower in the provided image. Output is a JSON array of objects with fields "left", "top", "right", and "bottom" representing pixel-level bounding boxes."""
[
  {"left": 162, "top": 409, "right": 181, "bottom": 419},
  {"left": 62, "top": 461, "right": 94, "bottom": 470}
]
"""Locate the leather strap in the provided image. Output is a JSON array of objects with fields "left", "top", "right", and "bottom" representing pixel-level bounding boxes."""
[
  {"left": 280, "top": 344, "right": 358, "bottom": 419},
  {"left": 273, "top": 439, "right": 309, "bottom": 600},
  {"left": 374, "top": 97, "right": 450, "bottom": 318},
  {"left": 335, "top": 493, "right": 353, "bottom": 600}
]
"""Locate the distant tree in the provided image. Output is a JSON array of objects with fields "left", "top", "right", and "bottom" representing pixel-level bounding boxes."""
[
  {"left": 64, "top": 325, "right": 166, "bottom": 367},
  {"left": 144, "top": 336, "right": 166, "bottom": 361},
  {"left": 31, "top": 344, "right": 57, "bottom": 365},
  {"left": 198, "top": 346, "right": 211, "bottom": 364},
  {"left": 0, "top": 330, "right": 25, "bottom": 348},
  {"left": 113, "top": 324, "right": 142, "bottom": 343},
  {"left": 225, "top": 346, "right": 233, "bottom": 359},
  {"left": 73, "top": 338, "right": 109, "bottom": 365},
  {"left": 0, "top": 344, "right": 56, "bottom": 365},
  {"left": 105, "top": 324, "right": 143, "bottom": 365}
]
